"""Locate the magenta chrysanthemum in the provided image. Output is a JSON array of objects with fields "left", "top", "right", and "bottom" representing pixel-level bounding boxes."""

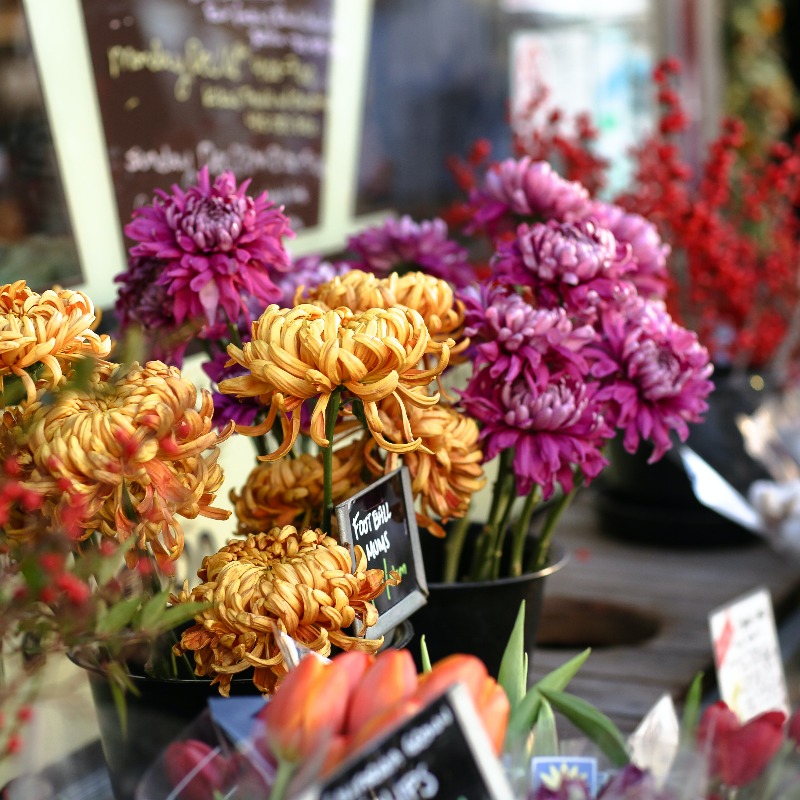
[
  {"left": 346, "top": 215, "right": 475, "bottom": 288},
  {"left": 461, "top": 367, "right": 610, "bottom": 498},
  {"left": 114, "top": 256, "right": 192, "bottom": 366},
  {"left": 124, "top": 167, "right": 294, "bottom": 327},
  {"left": 580, "top": 200, "right": 670, "bottom": 300},
  {"left": 467, "top": 157, "right": 592, "bottom": 239},
  {"left": 591, "top": 298, "right": 714, "bottom": 461},
  {"left": 492, "top": 219, "right": 632, "bottom": 318},
  {"left": 460, "top": 283, "right": 595, "bottom": 383}
]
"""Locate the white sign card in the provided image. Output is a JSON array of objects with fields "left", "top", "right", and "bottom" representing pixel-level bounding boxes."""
[
  {"left": 627, "top": 693, "right": 680, "bottom": 786},
  {"left": 708, "top": 586, "right": 790, "bottom": 721}
]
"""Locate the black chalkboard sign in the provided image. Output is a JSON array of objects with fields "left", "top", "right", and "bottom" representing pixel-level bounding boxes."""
[
  {"left": 296, "top": 684, "right": 514, "bottom": 800},
  {"left": 335, "top": 467, "right": 427, "bottom": 639},
  {"left": 77, "top": 0, "right": 332, "bottom": 234}
]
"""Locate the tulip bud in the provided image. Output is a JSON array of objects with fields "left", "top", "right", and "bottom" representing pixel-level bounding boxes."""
[
  {"left": 260, "top": 654, "right": 352, "bottom": 763},
  {"left": 348, "top": 698, "right": 423, "bottom": 755},
  {"left": 697, "top": 701, "right": 786, "bottom": 787},
  {"left": 414, "top": 654, "right": 509, "bottom": 755},
  {"left": 163, "top": 739, "right": 231, "bottom": 800},
  {"left": 345, "top": 649, "right": 418, "bottom": 735}
]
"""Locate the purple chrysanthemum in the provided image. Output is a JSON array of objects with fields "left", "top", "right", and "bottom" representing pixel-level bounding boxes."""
[
  {"left": 492, "top": 219, "right": 633, "bottom": 318},
  {"left": 597, "top": 765, "right": 667, "bottom": 800},
  {"left": 346, "top": 215, "right": 475, "bottom": 288},
  {"left": 580, "top": 200, "right": 670, "bottom": 300},
  {"left": 273, "top": 254, "right": 351, "bottom": 303},
  {"left": 460, "top": 283, "right": 595, "bottom": 383},
  {"left": 202, "top": 346, "right": 262, "bottom": 431},
  {"left": 114, "top": 256, "right": 192, "bottom": 366},
  {"left": 125, "top": 166, "right": 294, "bottom": 328},
  {"left": 468, "top": 157, "right": 592, "bottom": 238},
  {"left": 591, "top": 297, "right": 714, "bottom": 461},
  {"left": 461, "top": 366, "right": 611, "bottom": 498}
]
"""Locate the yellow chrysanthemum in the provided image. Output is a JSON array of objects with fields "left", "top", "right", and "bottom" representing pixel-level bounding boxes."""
[
  {"left": 220, "top": 303, "right": 453, "bottom": 460},
  {"left": 172, "top": 525, "right": 392, "bottom": 695},
  {"left": 366, "top": 400, "right": 486, "bottom": 537},
  {"left": 0, "top": 280, "right": 111, "bottom": 404},
  {"left": 297, "top": 269, "right": 467, "bottom": 352},
  {"left": 232, "top": 439, "right": 366, "bottom": 534},
  {"left": 14, "top": 360, "right": 232, "bottom": 561}
]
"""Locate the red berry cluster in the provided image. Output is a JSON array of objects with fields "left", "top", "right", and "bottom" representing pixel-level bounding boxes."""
[{"left": 617, "top": 59, "right": 800, "bottom": 374}]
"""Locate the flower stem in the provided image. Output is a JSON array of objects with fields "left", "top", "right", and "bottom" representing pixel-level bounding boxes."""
[
  {"left": 528, "top": 480, "right": 580, "bottom": 572},
  {"left": 322, "top": 388, "right": 343, "bottom": 536},
  {"left": 269, "top": 758, "right": 296, "bottom": 800},
  {"left": 510, "top": 485, "right": 542, "bottom": 577},
  {"left": 469, "top": 449, "right": 514, "bottom": 579},
  {"left": 443, "top": 515, "right": 471, "bottom": 583},
  {"left": 490, "top": 481, "right": 518, "bottom": 580}
]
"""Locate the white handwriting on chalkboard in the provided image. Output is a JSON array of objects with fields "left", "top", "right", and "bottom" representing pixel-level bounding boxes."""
[
  {"left": 401, "top": 707, "right": 454, "bottom": 758},
  {"left": 351, "top": 511, "right": 372, "bottom": 541},
  {"left": 323, "top": 747, "right": 405, "bottom": 800},
  {"left": 365, "top": 531, "right": 391, "bottom": 561},
  {"left": 371, "top": 501, "right": 392, "bottom": 530},
  {"left": 377, "top": 763, "right": 439, "bottom": 800},
  {"left": 107, "top": 37, "right": 250, "bottom": 102}
]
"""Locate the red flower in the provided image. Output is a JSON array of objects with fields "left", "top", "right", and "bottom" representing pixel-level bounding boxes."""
[
  {"left": 697, "top": 701, "right": 786, "bottom": 787},
  {"left": 163, "top": 740, "right": 232, "bottom": 800}
]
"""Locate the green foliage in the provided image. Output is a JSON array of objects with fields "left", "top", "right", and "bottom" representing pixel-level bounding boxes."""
[{"left": 499, "top": 601, "right": 630, "bottom": 766}]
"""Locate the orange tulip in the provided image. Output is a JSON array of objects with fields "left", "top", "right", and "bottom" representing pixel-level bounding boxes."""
[
  {"left": 259, "top": 655, "right": 352, "bottom": 763},
  {"left": 345, "top": 649, "right": 418, "bottom": 735},
  {"left": 348, "top": 698, "right": 423, "bottom": 755},
  {"left": 414, "top": 654, "right": 509, "bottom": 755}
]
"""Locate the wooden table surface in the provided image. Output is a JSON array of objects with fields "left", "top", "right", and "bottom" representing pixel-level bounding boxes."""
[{"left": 530, "top": 487, "right": 800, "bottom": 735}]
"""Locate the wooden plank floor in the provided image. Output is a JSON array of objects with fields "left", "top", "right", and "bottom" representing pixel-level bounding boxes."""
[{"left": 531, "top": 488, "right": 800, "bottom": 735}]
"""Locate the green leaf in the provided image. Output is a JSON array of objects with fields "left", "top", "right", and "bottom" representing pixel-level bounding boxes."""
[
  {"left": 680, "top": 672, "right": 704, "bottom": 740},
  {"left": 96, "top": 596, "right": 142, "bottom": 635},
  {"left": 106, "top": 660, "right": 139, "bottom": 741},
  {"left": 539, "top": 688, "right": 629, "bottom": 767},
  {"left": 531, "top": 696, "right": 558, "bottom": 757},
  {"left": 154, "top": 601, "right": 209, "bottom": 633},
  {"left": 498, "top": 601, "right": 526, "bottom": 708},
  {"left": 137, "top": 589, "right": 172, "bottom": 632},
  {"left": 420, "top": 635, "right": 432, "bottom": 673},
  {"left": 507, "top": 648, "right": 591, "bottom": 739}
]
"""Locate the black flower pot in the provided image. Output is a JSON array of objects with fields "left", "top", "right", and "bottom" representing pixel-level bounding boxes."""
[{"left": 410, "top": 530, "right": 567, "bottom": 678}]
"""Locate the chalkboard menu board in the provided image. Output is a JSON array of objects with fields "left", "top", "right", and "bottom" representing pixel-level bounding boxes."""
[
  {"left": 298, "top": 684, "right": 515, "bottom": 800},
  {"left": 78, "top": 0, "right": 332, "bottom": 233},
  {"left": 335, "top": 467, "right": 428, "bottom": 639}
]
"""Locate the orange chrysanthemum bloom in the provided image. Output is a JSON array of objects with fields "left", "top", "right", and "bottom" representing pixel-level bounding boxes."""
[
  {"left": 232, "top": 439, "right": 366, "bottom": 534},
  {"left": 14, "top": 360, "right": 232, "bottom": 562},
  {"left": 0, "top": 281, "right": 111, "bottom": 404},
  {"left": 220, "top": 303, "right": 453, "bottom": 460},
  {"left": 367, "top": 400, "right": 486, "bottom": 537},
  {"left": 172, "top": 525, "right": 392, "bottom": 695},
  {"left": 297, "top": 269, "right": 467, "bottom": 352}
]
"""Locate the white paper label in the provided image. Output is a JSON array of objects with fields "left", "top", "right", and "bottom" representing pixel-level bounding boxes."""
[{"left": 708, "top": 587, "right": 790, "bottom": 720}]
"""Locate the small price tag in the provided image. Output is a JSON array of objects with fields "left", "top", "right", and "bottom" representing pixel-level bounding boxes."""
[
  {"left": 708, "top": 586, "right": 790, "bottom": 720},
  {"left": 531, "top": 756, "right": 598, "bottom": 796},
  {"left": 628, "top": 694, "right": 680, "bottom": 786},
  {"left": 299, "top": 684, "right": 514, "bottom": 800},
  {"left": 336, "top": 467, "right": 428, "bottom": 639}
]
